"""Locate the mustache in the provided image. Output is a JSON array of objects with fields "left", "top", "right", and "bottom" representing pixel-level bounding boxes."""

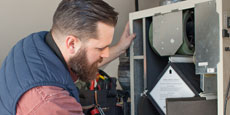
[{"left": 98, "top": 57, "right": 103, "bottom": 63}]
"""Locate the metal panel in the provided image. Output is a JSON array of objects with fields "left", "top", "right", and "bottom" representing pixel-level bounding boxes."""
[
  {"left": 169, "top": 56, "right": 194, "bottom": 63},
  {"left": 134, "top": 59, "right": 144, "bottom": 114},
  {"left": 130, "top": 18, "right": 145, "bottom": 115},
  {"left": 129, "top": 0, "right": 211, "bottom": 20},
  {"left": 133, "top": 19, "right": 144, "bottom": 56},
  {"left": 200, "top": 74, "right": 217, "bottom": 94},
  {"left": 195, "top": 1, "right": 219, "bottom": 74},
  {"left": 152, "top": 11, "right": 183, "bottom": 56},
  {"left": 143, "top": 18, "right": 147, "bottom": 90},
  {"left": 166, "top": 98, "right": 217, "bottom": 115}
]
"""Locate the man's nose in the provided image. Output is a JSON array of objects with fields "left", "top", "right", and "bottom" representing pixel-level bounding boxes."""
[{"left": 101, "top": 47, "right": 109, "bottom": 58}]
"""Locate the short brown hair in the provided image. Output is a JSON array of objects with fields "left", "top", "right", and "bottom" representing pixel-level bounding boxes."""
[{"left": 51, "top": 0, "right": 118, "bottom": 40}]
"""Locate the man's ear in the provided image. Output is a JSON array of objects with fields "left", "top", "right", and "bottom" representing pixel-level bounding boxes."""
[{"left": 65, "top": 35, "right": 82, "bottom": 54}]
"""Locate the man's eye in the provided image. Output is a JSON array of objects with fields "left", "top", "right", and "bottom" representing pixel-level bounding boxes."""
[
  {"left": 97, "top": 46, "right": 109, "bottom": 51},
  {"left": 97, "top": 48, "right": 105, "bottom": 51}
]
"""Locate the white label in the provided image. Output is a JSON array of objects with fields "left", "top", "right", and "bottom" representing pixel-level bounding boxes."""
[
  {"left": 149, "top": 66, "right": 195, "bottom": 114},
  {"left": 198, "top": 62, "right": 208, "bottom": 66},
  {"left": 207, "top": 68, "right": 215, "bottom": 73}
]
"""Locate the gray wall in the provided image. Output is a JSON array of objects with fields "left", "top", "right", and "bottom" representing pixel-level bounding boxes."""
[
  {"left": 0, "top": 0, "right": 61, "bottom": 63},
  {"left": 139, "top": 0, "right": 160, "bottom": 10}
]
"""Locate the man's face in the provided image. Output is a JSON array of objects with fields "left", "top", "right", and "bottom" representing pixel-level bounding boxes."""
[{"left": 68, "top": 22, "right": 114, "bottom": 82}]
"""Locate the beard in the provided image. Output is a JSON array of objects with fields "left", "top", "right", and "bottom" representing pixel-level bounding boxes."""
[{"left": 68, "top": 48, "right": 103, "bottom": 82}]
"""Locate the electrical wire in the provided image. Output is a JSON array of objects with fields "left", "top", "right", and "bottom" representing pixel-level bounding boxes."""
[{"left": 224, "top": 77, "right": 230, "bottom": 115}]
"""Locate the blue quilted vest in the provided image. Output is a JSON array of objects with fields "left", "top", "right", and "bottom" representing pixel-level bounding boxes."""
[{"left": 0, "top": 31, "right": 80, "bottom": 115}]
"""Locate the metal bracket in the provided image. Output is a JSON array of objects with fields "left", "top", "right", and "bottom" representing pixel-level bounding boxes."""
[{"left": 223, "top": 29, "right": 230, "bottom": 38}]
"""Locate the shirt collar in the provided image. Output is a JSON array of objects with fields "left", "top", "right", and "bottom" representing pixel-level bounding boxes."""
[{"left": 45, "top": 32, "right": 68, "bottom": 69}]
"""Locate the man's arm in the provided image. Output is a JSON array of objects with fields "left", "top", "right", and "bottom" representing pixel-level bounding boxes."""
[
  {"left": 16, "top": 86, "right": 84, "bottom": 115},
  {"left": 98, "top": 22, "right": 136, "bottom": 67}
]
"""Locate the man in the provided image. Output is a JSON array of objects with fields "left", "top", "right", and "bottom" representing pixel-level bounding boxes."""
[{"left": 0, "top": 0, "right": 135, "bottom": 115}]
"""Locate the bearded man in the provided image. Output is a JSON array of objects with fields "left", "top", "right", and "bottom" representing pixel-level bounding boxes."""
[{"left": 0, "top": 0, "right": 135, "bottom": 114}]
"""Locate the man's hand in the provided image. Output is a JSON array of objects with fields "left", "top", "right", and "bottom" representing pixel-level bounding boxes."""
[
  {"left": 98, "top": 22, "right": 136, "bottom": 67},
  {"left": 116, "top": 22, "right": 136, "bottom": 54}
]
